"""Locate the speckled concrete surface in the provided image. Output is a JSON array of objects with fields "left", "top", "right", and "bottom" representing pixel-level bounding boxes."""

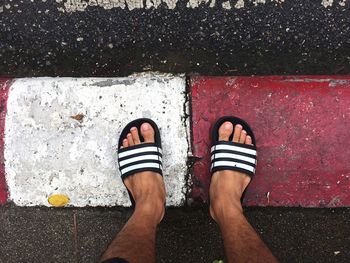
[
  {"left": 0, "top": 206, "right": 349, "bottom": 263},
  {"left": 1, "top": 0, "right": 350, "bottom": 76},
  {"left": 4, "top": 75, "right": 189, "bottom": 207}
]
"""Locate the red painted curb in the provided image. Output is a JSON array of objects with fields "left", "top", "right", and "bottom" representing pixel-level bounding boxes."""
[
  {"left": 191, "top": 76, "right": 350, "bottom": 207},
  {"left": 0, "top": 78, "right": 10, "bottom": 205}
]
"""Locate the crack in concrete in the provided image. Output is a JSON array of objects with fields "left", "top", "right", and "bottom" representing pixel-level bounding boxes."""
[{"left": 182, "top": 76, "right": 196, "bottom": 206}]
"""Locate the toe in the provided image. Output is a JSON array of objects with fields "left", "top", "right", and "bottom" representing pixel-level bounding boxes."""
[
  {"left": 141, "top": 123, "right": 155, "bottom": 143},
  {"left": 232, "top": 124, "right": 242, "bottom": 142},
  {"left": 130, "top": 127, "right": 141, "bottom": 144},
  {"left": 127, "top": 133, "right": 134, "bottom": 146},
  {"left": 218, "top": 121, "right": 233, "bottom": 141},
  {"left": 122, "top": 139, "right": 129, "bottom": 148},
  {"left": 246, "top": 135, "right": 253, "bottom": 145},
  {"left": 239, "top": 130, "right": 247, "bottom": 143}
]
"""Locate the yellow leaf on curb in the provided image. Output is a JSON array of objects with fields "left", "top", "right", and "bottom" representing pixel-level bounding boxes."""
[{"left": 48, "top": 194, "right": 70, "bottom": 207}]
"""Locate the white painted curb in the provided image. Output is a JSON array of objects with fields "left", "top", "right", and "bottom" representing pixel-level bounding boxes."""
[{"left": 4, "top": 74, "right": 189, "bottom": 207}]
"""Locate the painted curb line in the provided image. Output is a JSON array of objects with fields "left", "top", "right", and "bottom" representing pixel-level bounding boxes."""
[
  {"left": 2, "top": 75, "right": 189, "bottom": 207},
  {"left": 191, "top": 76, "right": 350, "bottom": 207},
  {"left": 0, "top": 79, "right": 10, "bottom": 205},
  {"left": 1, "top": 75, "right": 350, "bottom": 208}
]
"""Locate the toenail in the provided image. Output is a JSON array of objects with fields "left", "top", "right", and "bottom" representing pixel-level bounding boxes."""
[
  {"left": 141, "top": 123, "right": 150, "bottom": 131},
  {"left": 236, "top": 124, "right": 242, "bottom": 129},
  {"left": 224, "top": 122, "right": 232, "bottom": 130}
]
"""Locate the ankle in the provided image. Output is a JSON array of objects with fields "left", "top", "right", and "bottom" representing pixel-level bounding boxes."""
[
  {"left": 209, "top": 171, "right": 251, "bottom": 222},
  {"left": 210, "top": 196, "right": 243, "bottom": 222},
  {"left": 134, "top": 197, "right": 165, "bottom": 224}
]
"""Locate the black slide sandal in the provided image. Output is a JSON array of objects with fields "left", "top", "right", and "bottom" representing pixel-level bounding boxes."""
[
  {"left": 211, "top": 116, "right": 257, "bottom": 178},
  {"left": 117, "top": 118, "right": 163, "bottom": 207}
]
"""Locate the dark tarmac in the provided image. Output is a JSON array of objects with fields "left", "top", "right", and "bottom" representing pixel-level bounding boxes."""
[
  {"left": 1, "top": 0, "right": 350, "bottom": 77},
  {"left": 0, "top": 205, "right": 349, "bottom": 263}
]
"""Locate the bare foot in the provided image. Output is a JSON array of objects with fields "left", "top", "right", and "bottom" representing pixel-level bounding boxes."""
[
  {"left": 209, "top": 121, "right": 253, "bottom": 222},
  {"left": 121, "top": 123, "right": 166, "bottom": 224}
]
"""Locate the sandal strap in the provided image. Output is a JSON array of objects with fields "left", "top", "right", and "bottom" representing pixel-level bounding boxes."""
[
  {"left": 118, "top": 143, "right": 163, "bottom": 179},
  {"left": 210, "top": 141, "right": 257, "bottom": 177}
]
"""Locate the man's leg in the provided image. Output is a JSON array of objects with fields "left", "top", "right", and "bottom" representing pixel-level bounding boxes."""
[
  {"left": 209, "top": 122, "right": 278, "bottom": 263},
  {"left": 100, "top": 123, "right": 166, "bottom": 263}
]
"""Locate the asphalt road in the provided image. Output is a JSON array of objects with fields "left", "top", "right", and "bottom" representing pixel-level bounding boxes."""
[
  {"left": 1, "top": 0, "right": 350, "bottom": 76},
  {"left": 0, "top": 205, "right": 349, "bottom": 263}
]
